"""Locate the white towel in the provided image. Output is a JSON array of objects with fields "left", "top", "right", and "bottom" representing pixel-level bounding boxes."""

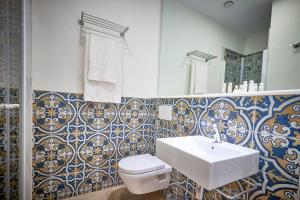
[
  {"left": 84, "top": 31, "right": 122, "bottom": 103},
  {"left": 190, "top": 61, "right": 208, "bottom": 94},
  {"left": 88, "top": 33, "right": 116, "bottom": 83}
]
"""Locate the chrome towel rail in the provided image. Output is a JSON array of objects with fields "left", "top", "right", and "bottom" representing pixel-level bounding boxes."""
[{"left": 79, "top": 12, "right": 129, "bottom": 37}]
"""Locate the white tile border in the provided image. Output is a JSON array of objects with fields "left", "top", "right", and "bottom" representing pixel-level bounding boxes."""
[{"left": 151, "top": 89, "right": 300, "bottom": 99}]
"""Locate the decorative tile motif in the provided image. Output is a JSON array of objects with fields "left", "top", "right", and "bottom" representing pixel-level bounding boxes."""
[
  {"left": 79, "top": 133, "right": 115, "bottom": 169},
  {"left": 220, "top": 97, "right": 255, "bottom": 145},
  {"left": 120, "top": 98, "right": 148, "bottom": 129},
  {"left": 33, "top": 136, "right": 75, "bottom": 175},
  {"left": 33, "top": 181, "right": 51, "bottom": 199},
  {"left": 79, "top": 102, "right": 117, "bottom": 132},
  {"left": 77, "top": 170, "right": 115, "bottom": 195},
  {"left": 34, "top": 177, "right": 74, "bottom": 200},
  {"left": 257, "top": 95, "right": 300, "bottom": 139},
  {"left": 148, "top": 98, "right": 165, "bottom": 132},
  {"left": 118, "top": 130, "right": 147, "bottom": 157},
  {"left": 254, "top": 132, "right": 299, "bottom": 184},
  {"left": 253, "top": 95, "right": 273, "bottom": 131},
  {"left": 199, "top": 97, "right": 224, "bottom": 138},
  {"left": 249, "top": 172, "right": 298, "bottom": 200},
  {"left": 33, "top": 92, "right": 76, "bottom": 133},
  {"left": 171, "top": 99, "right": 196, "bottom": 136},
  {"left": 165, "top": 183, "right": 185, "bottom": 200}
]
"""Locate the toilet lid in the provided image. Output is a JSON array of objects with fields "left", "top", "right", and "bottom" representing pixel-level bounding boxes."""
[{"left": 118, "top": 154, "right": 165, "bottom": 175}]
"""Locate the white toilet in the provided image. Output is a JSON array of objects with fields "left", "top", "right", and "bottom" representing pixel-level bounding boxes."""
[{"left": 118, "top": 154, "right": 172, "bottom": 194}]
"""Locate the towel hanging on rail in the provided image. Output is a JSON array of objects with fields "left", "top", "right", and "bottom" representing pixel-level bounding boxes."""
[
  {"left": 84, "top": 31, "right": 123, "bottom": 103},
  {"left": 189, "top": 60, "right": 208, "bottom": 94},
  {"left": 88, "top": 33, "right": 117, "bottom": 83}
]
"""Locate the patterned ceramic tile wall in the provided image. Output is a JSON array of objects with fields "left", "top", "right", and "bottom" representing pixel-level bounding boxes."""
[
  {"left": 32, "top": 90, "right": 299, "bottom": 200},
  {"left": 151, "top": 95, "right": 299, "bottom": 200},
  {"left": 32, "top": 91, "right": 154, "bottom": 199}
]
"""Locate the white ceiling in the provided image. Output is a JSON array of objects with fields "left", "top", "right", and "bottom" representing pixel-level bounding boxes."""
[{"left": 181, "top": 0, "right": 273, "bottom": 37}]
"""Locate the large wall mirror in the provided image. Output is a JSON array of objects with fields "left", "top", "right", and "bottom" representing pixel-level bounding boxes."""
[{"left": 158, "top": 0, "right": 300, "bottom": 96}]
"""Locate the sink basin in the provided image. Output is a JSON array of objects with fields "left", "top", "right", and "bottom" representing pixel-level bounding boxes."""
[{"left": 156, "top": 136, "right": 259, "bottom": 190}]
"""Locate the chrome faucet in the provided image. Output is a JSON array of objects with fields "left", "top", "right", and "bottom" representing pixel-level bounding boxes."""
[{"left": 212, "top": 124, "right": 222, "bottom": 143}]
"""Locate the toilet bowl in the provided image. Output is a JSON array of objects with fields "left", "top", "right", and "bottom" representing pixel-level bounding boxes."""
[{"left": 118, "top": 154, "right": 172, "bottom": 194}]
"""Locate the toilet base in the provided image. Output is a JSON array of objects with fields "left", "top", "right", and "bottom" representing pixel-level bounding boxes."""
[{"left": 118, "top": 166, "right": 172, "bottom": 194}]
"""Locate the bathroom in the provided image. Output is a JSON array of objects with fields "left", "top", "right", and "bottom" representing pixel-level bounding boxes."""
[{"left": 0, "top": 0, "right": 299, "bottom": 199}]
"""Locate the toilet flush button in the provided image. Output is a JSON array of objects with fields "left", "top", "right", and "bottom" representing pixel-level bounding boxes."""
[{"left": 159, "top": 105, "right": 173, "bottom": 121}]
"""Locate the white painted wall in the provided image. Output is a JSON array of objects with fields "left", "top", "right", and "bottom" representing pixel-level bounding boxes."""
[
  {"left": 266, "top": 0, "right": 300, "bottom": 90},
  {"left": 158, "top": 0, "right": 245, "bottom": 96},
  {"left": 32, "top": 0, "right": 161, "bottom": 97},
  {"left": 244, "top": 29, "right": 269, "bottom": 54}
]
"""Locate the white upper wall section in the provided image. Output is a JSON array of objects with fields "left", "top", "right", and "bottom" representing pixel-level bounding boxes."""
[
  {"left": 32, "top": 0, "right": 161, "bottom": 97},
  {"left": 181, "top": 0, "right": 272, "bottom": 37},
  {"left": 159, "top": 0, "right": 245, "bottom": 96},
  {"left": 266, "top": 0, "right": 300, "bottom": 90},
  {"left": 244, "top": 29, "right": 269, "bottom": 55}
]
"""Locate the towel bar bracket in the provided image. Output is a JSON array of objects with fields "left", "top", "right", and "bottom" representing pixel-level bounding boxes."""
[{"left": 290, "top": 42, "right": 300, "bottom": 49}]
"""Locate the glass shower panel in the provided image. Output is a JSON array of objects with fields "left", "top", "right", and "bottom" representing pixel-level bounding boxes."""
[{"left": 0, "top": 0, "right": 22, "bottom": 199}]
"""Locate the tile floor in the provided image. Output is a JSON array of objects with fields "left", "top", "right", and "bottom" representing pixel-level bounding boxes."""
[{"left": 66, "top": 186, "right": 165, "bottom": 200}]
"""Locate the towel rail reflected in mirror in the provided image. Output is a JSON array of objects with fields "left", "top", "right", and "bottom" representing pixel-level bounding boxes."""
[{"left": 186, "top": 50, "right": 217, "bottom": 62}]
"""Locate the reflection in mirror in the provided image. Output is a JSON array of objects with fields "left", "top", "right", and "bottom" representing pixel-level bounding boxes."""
[
  {"left": 223, "top": 48, "right": 266, "bottom": 89},
  {"left": 158, "top": 0, "right": 300, "bottom": 96}
]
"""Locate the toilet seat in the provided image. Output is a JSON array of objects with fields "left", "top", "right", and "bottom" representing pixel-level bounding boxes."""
[
  {"left": 118, "top": 154, "right": 172, "bottom": 194},
  {"left": 118, "top": 154, "right": 166, "bottom": 175}
]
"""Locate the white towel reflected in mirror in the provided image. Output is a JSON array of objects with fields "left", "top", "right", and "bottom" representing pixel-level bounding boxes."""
[{"left": 189, "top": 60, "right": 208, "bottom": 95}]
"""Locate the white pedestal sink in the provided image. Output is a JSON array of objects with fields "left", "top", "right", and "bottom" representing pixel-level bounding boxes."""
[{"left": 156, "top": 136, "right": 259, "bottom": 190}]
